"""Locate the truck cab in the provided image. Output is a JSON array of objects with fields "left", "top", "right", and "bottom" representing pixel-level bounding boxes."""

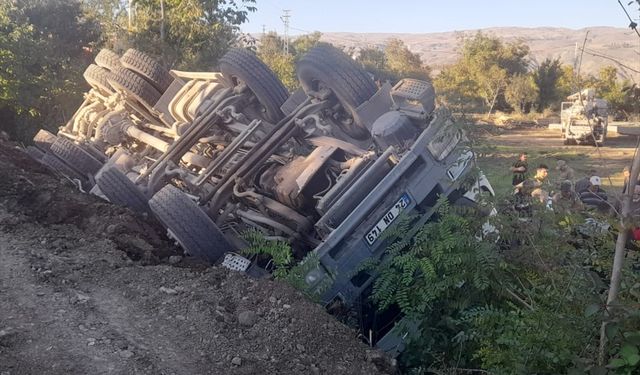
[{"left": 561, "top": 88, "right": 608, "bottom": 146}]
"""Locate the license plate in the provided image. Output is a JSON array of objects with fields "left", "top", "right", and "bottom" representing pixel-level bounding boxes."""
[
  {"left": 447, "top": 151, "right": 473, "bottom": 181},
  {"left": 365, "top": 194, "right": 411, "bottom": 246}
]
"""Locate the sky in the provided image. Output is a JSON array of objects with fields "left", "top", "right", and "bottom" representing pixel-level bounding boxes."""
[{"left": 241, "top": 0, "right": 640, "bottom": 35}]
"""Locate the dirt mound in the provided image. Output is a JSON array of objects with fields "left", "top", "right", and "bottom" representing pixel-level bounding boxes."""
[{"left": 0, "top": 142, "right": 392, "bottom": 374}]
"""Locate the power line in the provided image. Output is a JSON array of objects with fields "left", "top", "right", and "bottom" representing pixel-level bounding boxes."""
[
  {"left": 280, "top": 10, "right": 291, "bottom": 54},
  {"left": 617, "top": 0, "right": 640, "bottom": 39}
]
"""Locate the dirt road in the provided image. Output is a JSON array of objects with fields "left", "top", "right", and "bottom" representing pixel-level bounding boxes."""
[{"left": 0, "top": 143, "right": 391, "bottom": 375}]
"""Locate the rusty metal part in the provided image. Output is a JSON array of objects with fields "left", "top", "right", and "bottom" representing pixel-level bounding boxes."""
[
  {"left": 260, "top": 145, "right": 338, "bottom": 209},
  {"left": 315, "top": 151, "right": 376, "bottom": 215},
  {"left": 202, "top": 98, "right": 322, "bottom": 213},
  {"left": 232, "top": 184, "right": 312, "bottom": 232},
  {"left": 315, "top": 147, "right": 396, "bottom": 233},
  {"left": 235, "top": 209, "right": 298, "bottom": 238}
]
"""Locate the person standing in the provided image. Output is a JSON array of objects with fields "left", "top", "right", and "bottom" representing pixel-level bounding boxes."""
[{"left": 511, "top": 153, "right": 528, "bottom": 186}]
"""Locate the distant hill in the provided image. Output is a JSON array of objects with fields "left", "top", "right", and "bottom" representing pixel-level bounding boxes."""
[{"left": 318, "top": 27, "right": 640, "bottom": 81}]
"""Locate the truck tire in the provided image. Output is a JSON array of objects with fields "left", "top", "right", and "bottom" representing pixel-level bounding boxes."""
[
  {"left": 120, "top": 49, "right": 173, "bottom": 93},
  {"left": 41, "top": 152, "right": 86, "bottom": 183},
  {"left": 107, "top": 67, "right": 162, "bottom": 108},
  {"left": 96, "top": 166, "right": 149, "bottom": 213},
  {"left": 219, "top": 48, "right": 288, "bottom": 124},
  {"left": 83, "top": 64, "right": 114, "bottom": 94},
  {"left": 49, "top": 137, "right": 103, "bottom": 176},
  {"left": 149, "top": 185, "right": 231, "bottom": 263},
  {"left": 95, "top": 48, "right": 122, "bottom": 71},
  {"left": 33, "top": 129, "right": 57, "bottom": 152},
  {"left": 25, "top": 146, "right": 44, "bottom": 161},
  {"left": 297, "top": 44, "right": 378, "bottom": 139}
]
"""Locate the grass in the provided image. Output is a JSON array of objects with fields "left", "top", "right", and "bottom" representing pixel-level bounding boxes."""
[{"left": 475, "top": 142, "right": 628, "bottom": 198}]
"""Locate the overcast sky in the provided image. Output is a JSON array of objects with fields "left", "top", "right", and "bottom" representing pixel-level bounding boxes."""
[{"left": 241, "top": 0, "right": 640, "bottom": 34}]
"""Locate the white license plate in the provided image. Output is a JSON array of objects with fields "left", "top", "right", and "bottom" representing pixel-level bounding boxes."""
[
  {"left": 365, "top": 194, "right": 411, "bottom": 246},
  {"left": 447, "top": 151, "right": 473, "bottom": 181}
]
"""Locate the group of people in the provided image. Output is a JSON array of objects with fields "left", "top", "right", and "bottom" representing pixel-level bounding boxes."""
[{"left": 510, "top": 152, "right": 610, "bottom": 216}]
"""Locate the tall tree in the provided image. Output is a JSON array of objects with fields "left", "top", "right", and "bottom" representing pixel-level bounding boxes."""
[
  {"left": 384, "top": 38, "right": 431, "bottom": 82},
  {"left": 291, "top": 31, "right": 322, "bottom": 57},
  {"left": 533, "top": 58, "right": 563, "bottom": 111},
  {"left": 84, "top": 0, "right": 256, "bottom": 69},
  {"left": 434, "top": 32, "right": 530, "bottom": 114},
  {"left": 0, "top": 0, "right": 99, "bottom": 141},
  {"left": 356, "top": 39, "right": 431, "bottom": 85},
  {"left": 596, "top": 66, "right": 626, "bottom": 111},
  {"left": 257, "top": 32, "right": 297, "bottom": 90},
  {"left": 505, "top": 74, "right": 539, "bottom": 113}
]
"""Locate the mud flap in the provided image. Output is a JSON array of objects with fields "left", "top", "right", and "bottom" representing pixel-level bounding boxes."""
[{"left": 354, "top": 82, "right": 393, "bottom": 133}]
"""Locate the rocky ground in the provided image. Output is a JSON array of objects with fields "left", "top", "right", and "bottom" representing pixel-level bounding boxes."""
[{"left": 0, "top": 142, "right": 392, "bottom": 375}]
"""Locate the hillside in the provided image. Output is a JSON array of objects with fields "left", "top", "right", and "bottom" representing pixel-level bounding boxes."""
[{"left": 319, "top": 27, "right": 640, "bottom": 80}]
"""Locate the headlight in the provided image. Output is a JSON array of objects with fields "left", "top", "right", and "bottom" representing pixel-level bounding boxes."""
[{"left": 427, "top": 124, "right": 463, "bottom": 161}]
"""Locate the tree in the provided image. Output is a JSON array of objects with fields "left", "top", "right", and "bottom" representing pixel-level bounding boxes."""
[
  {"left": 505, "top": 74, "right": 539, "bottom": 113},
  {"left": 434, "top": 60, "right": 483, "bottom": 112},
  {"left": 0, "top": 0, "right": 99, "bottom": 141},
  {"left": 556, "top": 65, "right": 577, "bottom": 101},
  {"left": 291, "top": 31, "right": 322, "bottom": 57},
  {"left": 533, "top": 58, "right": 563, "bottom": 111},
  {"left": 434, "top": 32, "right": 530, "bottom": 114},
  {"left": 256, "top": 31, "right": 323, "bottom": 91},
  {"left": 384, "top": 38, "right": 430, "bottom": 82},
  {"left": 355, "top": 39, "right": 431, "bottom": 85},
  {"left": 596, "top": 66, "right": 626, "bottom": 112},
  {"left": 257, "top": 32, "right": 297, "bottom": 90},
  {"left": 357, "top": 47, "right": 386, "bottom": 78},
  {"left": 85, "top": 0, "right": 257, "bottom": 69}
]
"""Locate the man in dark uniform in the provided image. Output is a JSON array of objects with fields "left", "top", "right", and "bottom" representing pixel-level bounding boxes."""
[
  {"left": 579, "top": 176, "right": 609, "bottom": 212},
  {"left": 552, "top": 180, "right": 583, "bottom": 214},
  {"left": 511, "top": 152, "right": 528, "bottom": 186}
]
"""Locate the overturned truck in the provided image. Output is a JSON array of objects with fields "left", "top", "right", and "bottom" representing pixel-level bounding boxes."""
[{"left": 29, "top": 45, "right": 494, "bottom": 354}]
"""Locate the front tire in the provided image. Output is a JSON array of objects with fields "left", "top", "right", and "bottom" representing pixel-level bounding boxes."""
[{"left": 297, "top": 44, "right": 378, "bottom": 139}]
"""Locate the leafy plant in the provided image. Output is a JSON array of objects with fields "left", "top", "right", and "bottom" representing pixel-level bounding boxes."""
[{"left": 240, "top": 229, "right": 292, "bottom": 277}]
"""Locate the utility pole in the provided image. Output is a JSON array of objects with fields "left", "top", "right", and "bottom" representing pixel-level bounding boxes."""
[
  {"left": 280, "top": 10, "right": 291, "bottom": 54},
  {"left": 128, "top": 0, "right": 133, "bottom": 31},
  {"left": 160, "top": 0, "right": 165, "bottom": 42},
  {"left": 262, "top": 24, "right": 266, "bottom": 35}
]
